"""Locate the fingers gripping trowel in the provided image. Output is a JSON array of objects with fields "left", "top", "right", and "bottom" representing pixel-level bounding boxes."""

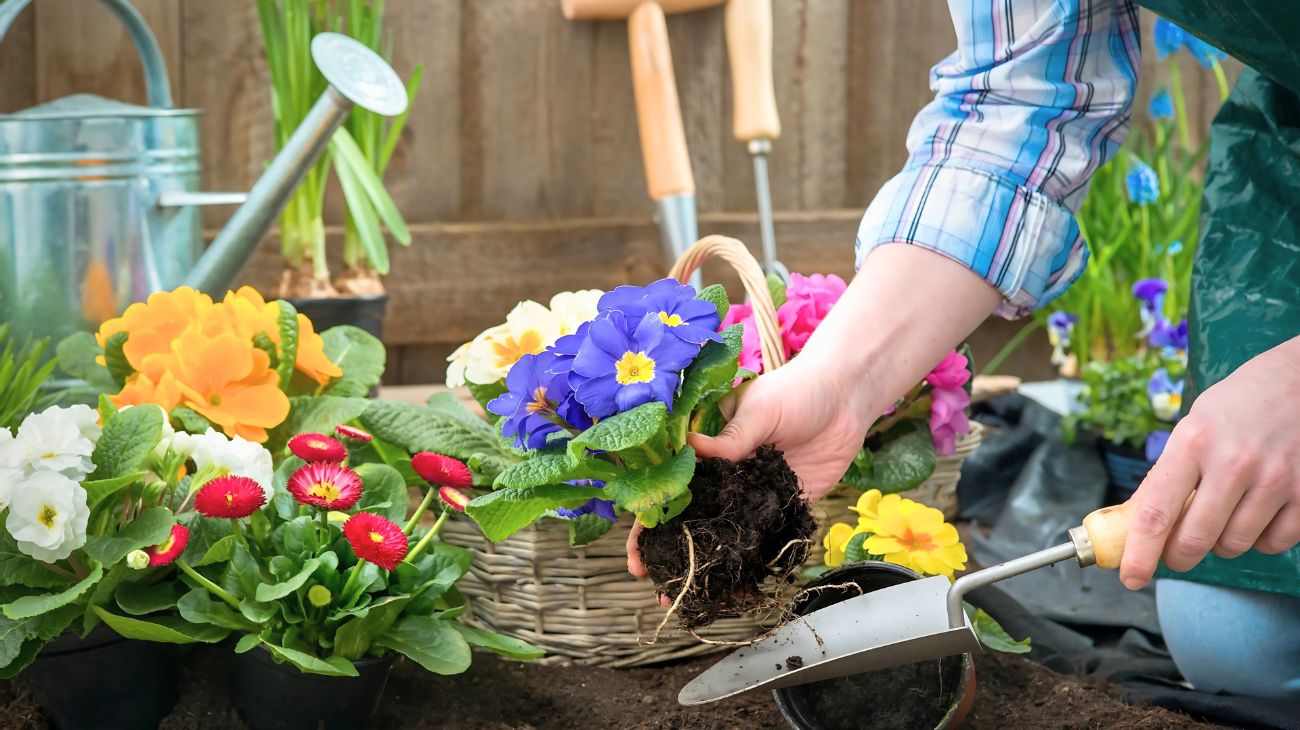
[
  {"left": 725, "top": 0, "right": 787, "bottom": 282},
  {"left": 679, "top": 499, "right": 1150, "bottom": 705},
  {"left": 629, "top": 2, "right": 702, "bottom": 288}
]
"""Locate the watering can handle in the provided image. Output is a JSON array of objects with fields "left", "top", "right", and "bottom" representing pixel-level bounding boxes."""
[{"left": 0, "top": 0, "right": 174, "bottom": 108}]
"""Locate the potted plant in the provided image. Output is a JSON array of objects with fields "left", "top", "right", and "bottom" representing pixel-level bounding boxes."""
[
  {"left": 777, "top": 493, "right": 1029, "bottom": 730},
  {"left": 257, "top": 0, "right": 422, "bottom": 338}
]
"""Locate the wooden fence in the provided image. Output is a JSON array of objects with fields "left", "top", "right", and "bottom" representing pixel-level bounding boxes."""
[{"left": 2, "top": 0, "right": 1235, "bottom": 383}]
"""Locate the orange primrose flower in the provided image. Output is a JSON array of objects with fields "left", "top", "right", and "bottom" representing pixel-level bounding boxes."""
[{"left": 167, "top": 330, "right": 290, "bottom": 443}]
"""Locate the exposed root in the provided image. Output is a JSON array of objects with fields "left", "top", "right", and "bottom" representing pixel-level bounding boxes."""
[
  {"left": 767, "top": 538, "right": 815, "bottom": 569},
  {"left": 646, "top": 526, "right": 696, "bottom": 645}
]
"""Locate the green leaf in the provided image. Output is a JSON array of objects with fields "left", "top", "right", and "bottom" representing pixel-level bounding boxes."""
[
  {"left": 170, "top": 406, "right": 212, "bottom": 435},
  {"left": 91, "top": 607, "right": 227, "bottom": 644},
  {"left": 255, "top": 558, "right": 320, "bottom": 602},
  {"left": 234, "top": 633, "right": 260, "bottom": 653},
  {"left": 465, "top": 484, "right": 606, "bottom": 542},
  {"left": 81, "top": 563, "right": 129, "bottom": 632},
  {"left": 332, "top": 128, "right": 411, "bottom": 247},
  {"left": 868, "top": 424, "right": 937, "bottom": 494},
  {"left": 54, "top": 332, "right": 115, "bottom": 393},
  {"left": 361, "top": 399, "right": 517, "bottom": 480},
  {"left": 322, "top": 326, "right": 387, "bottom": 398},
  {"left": 102, "top": 331, "right": 133, "bottom": 387},
  {"left": 466, "top": 380, "right": 507, "bottom": 415},
  {"left": 667, "top": 330, "right": 741, "bottom": 446},
  {"left": 262, "top": 639, "right": 359, "bottom": 677},
  {"left": 89, "top": 403, "right": 164, "bottom": 481},
  {"left": 696, "top": 284, "right": 730, "bottom": 321},
  {"left": 566, "top": 402, "right": 668, "bottom": 464},
  {"left": 82, "top": 471, "right": 147, "bottom": 511},
  {"left": 375, "top": 616, "right": 471, "bottom": 675},
  {"left": 766, "top": 273, "right": 788, "bottom": 309},
  {"left": 334, "top": 142, "right": 391, "bottom": 275},
  {"left": 494, "top": 452, "right": 616, "bottom": 490},
  {"left": 284, "top": 395, "right": 371, "bottom": 436},
  {"left": 82, "top": 507, "right": 175, "bottom": 566},
  {"left": 604, "top": 446, "right": 695, "bottom": 517},
  {"left": 636, "top": 489, "right": 691, "bottom": 529},
  {"left": 449, "top": 622, "right": 544, "bottom": 660},
  {"left": 176, "top": 587, "right": 259, "bottom": 633},
  {"left": 844, "top": 532, "right": 870, "bottom": 563},
  {"left": 195, "top": 535, "right": 236, "bottom": 567},
  {"left": 335, "top": 595, "right": 411, "bottom": 661},
  {"left": 2, "top": 564, "right": 103, "bottom": 620},
  {"left": 114, "top": 579, "right": 182, "bottom": 616},
  {"left": 0, "top": 602, "right": 80, "bottom": 676},
  {"left": 0, "top": 533, "right": 69, "bottom": 589},
  {"left": 969, "top": 606, "right": 1032, "bottom": 654},
  {"left": 568, "top": 514, "right": 614, "bottom": 547},
  {"left": 353, "top": 463, "right": 410, "bottom": 522},
  {"left": 274, "top": 300, "right": 300, "bottom": 391}
]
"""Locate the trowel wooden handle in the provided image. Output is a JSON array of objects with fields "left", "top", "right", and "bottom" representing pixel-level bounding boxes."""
[
  {"left": 725, "top": 0, "right": 780, "bottom": 142},
  {"left": 563, "top": 0, "right": 723, "bottom": 20},
  {"left": 1080, "top": 493, "right": 1195, "bottom": 570},
  {"left": 629, "top": 2, "right": 695, "bottom": 200}
]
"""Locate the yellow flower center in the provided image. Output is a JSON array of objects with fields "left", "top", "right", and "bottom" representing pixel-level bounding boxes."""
[
  {"left": 368, "top": 530, "right": 384, "bottom": 544},
  {"left": 525, "top": 385, "right": 551, "bottom": 414},
  {"left": 492, "top": 331, "right": 544, "bottom": 369},
  {"left": 225, "top": 492, "right": 235, "bottom": 506},
  {"left": 38, "top": 505, "right": 58, "bottom": 529},
  {"left": 156, "top": 533, "right": 176, "bottom": 554},
  {"left": 615, "top": 352, "right": 656, "bottom": 385},
  {"left": 209, "top": 393, "right": 223, "bottom": 406},
  {"left": 898, "top": 527, "right": 936, "bottom": 554},
  {"left": 308, "top": 481, "right": 341, "bottom": 502},
  {"left": 658, "top": 311, "right": 684, "bottom": 327},
  {"left": 307, "top": 438, "right": 329, "bottom": 450}
]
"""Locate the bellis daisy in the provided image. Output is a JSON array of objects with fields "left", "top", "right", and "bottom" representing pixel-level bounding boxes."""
[
  {"left": 410, "top": 452, "right": 473, "bottom": 488},
  {"left": 287, "top": 462, "right": 364, "bottom": 510},
  {"left": 145, "top": 524, "right": 190, "bottom": 567},
  {"left": 187, "top": 429, "right": 274, "bottom": 501},
  {"left": 194, "top": 475, "right": 267, "bottom": 519},
  {"left": 343, "top": 512, "right": 408, "bottom": 570},
  {"left": 288, "top": 433, "right": 348, "bottom": 463},
  {"left": 334, "top": 424, "right": 372, "bottom": 445}
]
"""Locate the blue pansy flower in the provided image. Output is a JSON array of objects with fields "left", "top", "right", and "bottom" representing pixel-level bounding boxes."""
[
  {"left": 488, "top": 351, "right": 588, "bottom": 450},
  {"left": 1185, "top": 35, "right": 1227, "bottom": 69},
  {"left": 1046, "top": 311, "right": 1078, "bottom": 367},
  {"left": 1153, "top": 18, "right": 1186, "bottom": 59},
  {"left": 571, "top": 311, "right": 699, "bottom": 419},
  {"left": 1166, "top": 240, "right": 1183, "bottom": 256},
  {"left": 1148, "top": 368, "right": 1184, "bottom": 422},
  {"left": 1126, "top": 161, "right": 1160, "bottom": 205},
  {"left": 1148, "top": 90, "right": 1174, "bottom": 120},
  {"left": 598, "top": 279, "right": 722, "bottom": 346},
  {"left": 1132, "top": 278, "right": 1168, "bottom": 337},
  {"left": 1145, "top": 430, "right": 1172, "bottom": 462},
  {"left": 555, "top": 480, "right": 617, "bottom": 522},
  {"left": 1149, "top": 318, "right": 1188, "bottom": 352}
]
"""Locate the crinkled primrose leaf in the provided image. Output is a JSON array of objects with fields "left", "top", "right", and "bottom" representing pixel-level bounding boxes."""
[{"left": 564, "top": 401, "right": 667, "bottom": 465}]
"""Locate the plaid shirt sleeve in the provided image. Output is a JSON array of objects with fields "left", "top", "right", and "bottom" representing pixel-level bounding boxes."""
[{"left": 855, "top": 0, "right": 1141, "bottom": 318}]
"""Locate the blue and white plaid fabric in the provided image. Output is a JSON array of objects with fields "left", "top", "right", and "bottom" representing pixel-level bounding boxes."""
[{"left": 855, "top": 0, "right": 1141, "bottom": 318}]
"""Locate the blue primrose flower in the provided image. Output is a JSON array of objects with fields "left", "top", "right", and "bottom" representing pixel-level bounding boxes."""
[
  {"left": 1126, "top": 161, "right": 1160, "bottom": 205},
  {"left": 598, "top": 279, "right": 722, "bottom": 346},
  {"left": 1132, "top": 278, "right": 1168, "bottom": 337},
  {"left": 1153, "top": 18, "right": 1186, "bottom": 59},
  {"left": 555, "top": 481, "right": 617, "bottom": 522},
  {"left": 1145, "top": 430, "right": 1172, "bottom": 462},
  {"left": 571, "top": 311, "right": 700, "bottom": 419},
  {"left": 487, "top": 351, "right": 590, "bottom": 450},
  {"left": 1149, "top": 318, "right": 1189, "bottom": 351},
  {"left": 1148, "top": 90, "right": 1174, "bottom": 120}
]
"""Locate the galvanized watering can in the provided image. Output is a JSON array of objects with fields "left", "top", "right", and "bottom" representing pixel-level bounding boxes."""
[{"left": 0, "top": 0, "right": 408, "bottom": 346}]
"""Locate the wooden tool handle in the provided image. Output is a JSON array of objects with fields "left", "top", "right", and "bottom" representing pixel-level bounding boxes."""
[
  {"left": 1081, "top": 493, "right": 1195, "bottom": 570},
  {"left": 562, "top": 0, "right": 723, "bottom": 20},
  {"left": 629, "top": 2, "right": 695, "bottom": 200},
  {"left": 725, "top": 0, "right": 780, "bottom": 142}
]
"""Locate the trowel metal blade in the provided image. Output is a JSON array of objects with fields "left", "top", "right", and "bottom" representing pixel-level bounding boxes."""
[{"left": 677, "top": 575, "right": 981, "bottom": 706}]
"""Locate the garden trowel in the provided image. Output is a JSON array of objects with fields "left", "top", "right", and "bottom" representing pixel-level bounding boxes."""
[{"left": 678, "top": 498, "right": 1155, "bottom": 705}]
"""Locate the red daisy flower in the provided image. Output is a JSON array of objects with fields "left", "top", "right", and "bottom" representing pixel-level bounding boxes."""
[
  {"left": 343, "top": 513, "right": 409, "bottom": 570},
  {"left": 194, "top": 475, "right": 267, "bottom": 519},
  {"left": 288, "top": 433, "right": 348, "bottom": 463},
  {"left": 438, "top": 485, "right": 471, "bottom": 513},
  {"left": 145, "top": 524, "right": 190, "bottom": 567},
  {"left": 287, "top": 462, "right": 364, "bottom": 510},
  {"left": 411, "top": 452, "right": 473, "bottom": 488},
  {"left": 334, "top": 424, "right": 372, "bottom": 444}
]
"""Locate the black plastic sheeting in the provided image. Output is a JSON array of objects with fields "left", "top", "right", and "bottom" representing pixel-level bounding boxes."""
[{"left": 958, "top": 395, "right": 1300, "bottom": 729}]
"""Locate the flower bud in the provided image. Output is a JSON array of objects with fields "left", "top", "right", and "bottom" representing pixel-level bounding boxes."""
[
  {"left": 307, "top": 584, "right": 332, "bottom": 608},
  {"left": 126, "top": 550, "right": 150, "bottom": 570}
]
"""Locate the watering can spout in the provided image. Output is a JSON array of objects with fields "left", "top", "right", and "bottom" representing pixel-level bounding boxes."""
[{"left": 186, "top": 33, "right": 408, "bottom": 295}]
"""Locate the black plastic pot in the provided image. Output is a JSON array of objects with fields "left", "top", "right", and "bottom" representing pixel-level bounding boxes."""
[
  {"left": 17, "top": 624, "right": 179, "bottom": 730},
  {"left": 1096, "top": 437, "right": 1153, "bottom": 504},
  {"left": 286, "top": 294, "right": 389, "bottom": 341},
  {"left": 233, "top": 646, "right": 396, "bottom": 730},
  {"left": 773, "top": 562, "right": 976, "bottom": 730}
]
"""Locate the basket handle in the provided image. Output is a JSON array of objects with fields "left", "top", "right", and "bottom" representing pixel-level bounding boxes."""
[{"left": 668, "top": 235, "right": 786, "bottom": 370}]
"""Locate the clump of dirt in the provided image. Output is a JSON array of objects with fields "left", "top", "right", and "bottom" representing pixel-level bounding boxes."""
[
  {"left": 637, "top": 446, "right": 817, "bottom": 629},
  {"left": 783, "top": 655, "right": 964, "bottom": 730}
]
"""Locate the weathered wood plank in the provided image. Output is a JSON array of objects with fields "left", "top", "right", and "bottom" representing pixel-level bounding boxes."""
[
  {"left": 666, "top": 4, "right": 725, "bottom": 213},
  {"left": 0, "top": 10, "right": 34, "bottom": 113},
  {"left": 589, "top": 18, "right": 650, "bottom": 217}
]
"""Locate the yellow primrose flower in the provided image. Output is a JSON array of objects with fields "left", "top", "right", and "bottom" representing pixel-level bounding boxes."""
[
  {"left": 822, "top": 522, "right": 858, "bottom": 567},
  {"left": 863, "top": 494, "right": 967, "bottom": 579},
  {"left": 849, "top": 488, "right": 883, "bottom": 529}
]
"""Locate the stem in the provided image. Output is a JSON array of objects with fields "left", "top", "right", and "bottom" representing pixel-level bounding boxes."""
[
  {"left": 38, "top": 561, "right": 79, "bottom": 581},
  {"left": 403, "top": 488, "right": 437, "bottom": 535},
  {"left": 67, "top": 554, "right": 87, "bottom": 580},
  {"left": 639, "top": 443, "right": 663, "bottom": 466},
  {"left": 340, "top": 561, "right": 368, "bottom": 607},
  {"left": 980, "top": 319, "right": 1044, "bottom": 376},
  {"left": 177, "top": 560, "right": 241, "bottom": 610},
  {"left": 1167, "top": 58, "right": 1192, "bottom": 151},
  {"left": 404, "top": 509, "right": 448, "bottom": 563},
  {"left": 1211, "top": 60, "right": 1230, "bottom": 102}
]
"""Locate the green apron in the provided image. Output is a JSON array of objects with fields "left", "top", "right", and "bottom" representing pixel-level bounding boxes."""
[{"left": 1137, "top": 0, "right": 1300, "bottom": 597}]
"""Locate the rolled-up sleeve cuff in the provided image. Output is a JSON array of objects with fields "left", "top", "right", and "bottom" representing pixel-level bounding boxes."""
[{"left": 854, "top": 164, "right": 1089, "bottom": 319}]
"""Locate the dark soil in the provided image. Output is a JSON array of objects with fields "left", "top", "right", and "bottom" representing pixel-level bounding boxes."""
[
  {"left": 638, "top": 446, "right": 817, "bottom": 629},
  {"left": 782, "top": 655, "right": 964, "bottom": 730},
  {"left": 0, "top": 646, "right": 1217, "bottom": 729}
]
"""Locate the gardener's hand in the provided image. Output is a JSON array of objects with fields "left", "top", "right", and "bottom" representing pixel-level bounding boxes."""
[{"left": 1121, "top": 336, "right": 1300, "bottom": 590}]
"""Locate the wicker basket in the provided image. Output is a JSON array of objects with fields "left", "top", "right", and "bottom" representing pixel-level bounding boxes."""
[{"left": 441, "top": 236, "right": 784, "bottom": 666}]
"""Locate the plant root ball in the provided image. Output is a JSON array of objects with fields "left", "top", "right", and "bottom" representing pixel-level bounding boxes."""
[{"left": 637, "top": 446, "right": 817, "bottom": 630}]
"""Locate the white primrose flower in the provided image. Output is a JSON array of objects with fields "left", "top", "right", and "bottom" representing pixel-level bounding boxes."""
[
  {"left": 187, "top": 428, "right": 274, "bottom": 500},
  {"left": 444, "top": 341, "right": 473, "bottom": 389},
  {"left": 464, "top": 302, "right": 562, "bottom": 385},
  {"left": 548, "top": 289, "right": 603, "bottom": 336},
  {"left": 6, "top": 469, "right": 90, "bottom": 562},
  {"left": 45, "top": 404, "right": 102, "bottom": 444},
  {"left": 0, "top": 428, "right": 15, "bottom": 510},
  {"left": 3, "top": 405, "right": 97, "bottom": 479}
]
